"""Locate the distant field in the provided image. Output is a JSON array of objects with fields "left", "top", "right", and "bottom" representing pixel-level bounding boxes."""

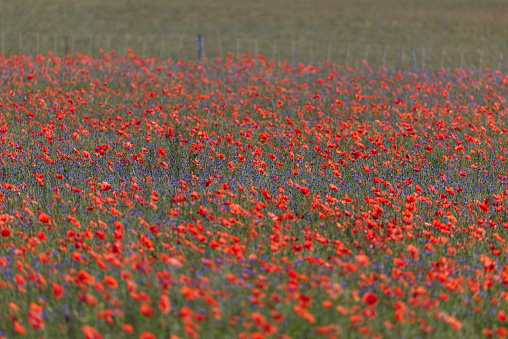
[{"left": 1, "top": 0, "right": 507, "bottom": 68}]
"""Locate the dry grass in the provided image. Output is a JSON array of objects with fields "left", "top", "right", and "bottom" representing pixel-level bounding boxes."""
[
  {"left": 1, "top": 0, "right": 507, "bottom": 69},
  {"left": 2, "top": 0, "right": 507, "bottom": 48}
]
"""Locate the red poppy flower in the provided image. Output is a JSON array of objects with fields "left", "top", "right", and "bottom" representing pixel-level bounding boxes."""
[
  {"left": 39, "top": 214, "right": 51, "bottom": 223},
  {"left": 0, "top": 228, "right": 11, "bottom": 238},
  {"left": 37, "top": 231, "right": 48, "bottom": 242},
  {"left": 82, "top": 325, "right": 103, "bottom": 339},
  {"left": 52, "top": 283, "right": 65, "bottom": 300},
  {"left": 140, "top": 332, "right": 157, "bottom": 339},
  {"left": 14, "top": 321, "right": 27, "bottom": 335},
  {"left": 362, "top": 292, "right": 379, "bottom": 307},
  {"left": 356, "top": 254, "right": 371, "bottom": 267},
  {"left": 104, "top": 276, "right": 118, "bottom": 289},
  {"left": 28, "top": 309, "right": 44, "bottom": 330},
  {"left": 497, "top": 327, "right": 508, "bottom": 338},
  {"left": 159, "top": 294, "right": 171, "bottom": 314},
  {"left": 479, "top": 203, "right": 489, "bottom": 213},
  {"left": 140, "top": 304, "right": 155, "bottom": 317},
  {"left": 121, "top": 324, "right": 134, "bottom": 333},
  {"left": 158, "top": 147, "right": 166, "bottom": 158},
  {"left": 300, "top": 186, "right": 310, "bottom": 195},
  {"left": 78, "top": 270, "right": 96, "bottom": 286},
  {"left": 99, "top": 182, "right": 112, "bottom": 191}
]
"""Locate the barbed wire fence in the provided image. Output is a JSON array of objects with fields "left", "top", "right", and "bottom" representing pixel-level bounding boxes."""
[{"left": 1, "top": 31, "right": 506, "bottom": 72}]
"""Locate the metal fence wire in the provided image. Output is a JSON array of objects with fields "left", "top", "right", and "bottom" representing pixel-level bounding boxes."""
[{"left": 1, "top": 31, "right": 506, "bottom": 72}]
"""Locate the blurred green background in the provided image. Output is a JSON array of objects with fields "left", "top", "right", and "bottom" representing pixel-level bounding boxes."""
[{"left": 1, "top": 0, "right": 507, "bottom": 69}]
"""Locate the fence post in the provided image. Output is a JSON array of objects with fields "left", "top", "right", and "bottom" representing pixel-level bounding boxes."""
[
  {"left": 309, "top": 42, "right": 313, "bottom": 64},
  {"left": 291, "top": 40, "right": 295, "bottom": 63},
  {"left": 441, "top": 47, "right": 445, "bottom": 69},
  {"left": 54, "top": 33, "right": 58, "bottom": 55},
  {"left": 478, "top": 49, "right": 484, "bottom": 71},
  {"left": 412, "top": 49, "right": 418, "bottom": 70},
  {"left": 160, "top": 35, "right": 165, "bottom": 59},
  {"left": 178, "top": 35, "right": 183, "bottom": 60},
  {"left": 202, "top": 36, "right": 206, "bottom": 58},
  {"left": 364, "top": 44, "right": 370, "bottom": 64},
  {"left": 382, "top": 45, "right": 388, "bottom": 67},
  {"left": 346, "top": 43, "right": 350, "bottom": 67},
  {"left": 272, "top": 40, "right": 276, "bottom": 61},
  {"left": 197, "top": 34, "right": 202, "bottom": 60},
  {"left": 421, "top": 48, "right": 426, "bottom": 70},
  {"left": 124, "top": 34, "right": 129, "bottom": 55},
  {"left": 498, "top": 52, "right": 504, "bottom": 72},
  {"left": 216, "top": 24, "right": 221, "bottom": 59},
  {"left": 89, "top": 33, "right": 93, "bottom": 56},
  {"left": 142, "top": 35, "right": 147, "bottom": 58}
]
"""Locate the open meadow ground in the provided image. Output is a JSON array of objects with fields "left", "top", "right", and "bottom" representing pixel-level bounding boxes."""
[
  {"left": 1, "top": 0, "right": 508, "bottom": 68},
  {"left": 0, "top": 53, "right": 508, "bottom": 338},
  {"left": 2, "top": 0, "right": 507, "bottom": 48}
]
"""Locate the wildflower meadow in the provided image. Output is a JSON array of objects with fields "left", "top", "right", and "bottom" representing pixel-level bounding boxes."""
[{"left": 1, "top": 51, "right": 508, "bottom": 338}]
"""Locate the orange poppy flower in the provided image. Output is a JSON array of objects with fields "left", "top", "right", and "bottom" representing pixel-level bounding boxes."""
[
  {"left": 140, "top": 332, "right": 157, "bottom": 339},
  {"left": 140, "top": 304, "right": 155, "bottom": 317},
  {"left": 53, "top": 283, "right": 65, "bottom": 300},
  {"left": 121, "top": 324, "right": 135, "bottom": 333},
  {"left": 159, "top": 294, "right": 171, "bottom": 314},
  {"left": 39, "top": 214, "right": 51, "bottom": 223},
  {"left": 14, "top": 321, "right": 27, "bottom": 335},
  {"left": 82, "top": 325, "right": 103, "bottom": 339}
]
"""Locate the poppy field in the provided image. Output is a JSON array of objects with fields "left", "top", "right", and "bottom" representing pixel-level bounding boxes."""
[{"left": 1, "top": 51, "right": 508, "bottom": 338}]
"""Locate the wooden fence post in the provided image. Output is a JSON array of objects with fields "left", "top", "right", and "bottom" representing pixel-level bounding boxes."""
[
  {"left": 441, "top": 47, "right": 445, "bottom": 69},
  {"left": 309, "top": 42, "right": 313, "bottom": 64},
  {"left": 478, "top": 49, "right": 484, "bottom": 71},
  {"left": 54, "top": 33, "right": 58, "bottom": 55},
  {"left": 216, "top": 24, "right": 221, "bottom": 59},
  {"left": 197, "top": 34, "right": 203, "bottom": 60},
  {"left": 346, "top": 44, "right": 350, "bottom": 67},
  {"left": 272, "top": 40, "right": 276, "bottom": 62},
  {"left": 291, "top": 40, "right": 295, "bottom": 63},
  {"left": 364, "top": 44, "right": 369, "bottom": 64},
  {"left": 382, "top": 45, "right": 388, "bottom": 67},
  {"left": 421, "top": 48, "right": 426, "bottom": 70}
]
